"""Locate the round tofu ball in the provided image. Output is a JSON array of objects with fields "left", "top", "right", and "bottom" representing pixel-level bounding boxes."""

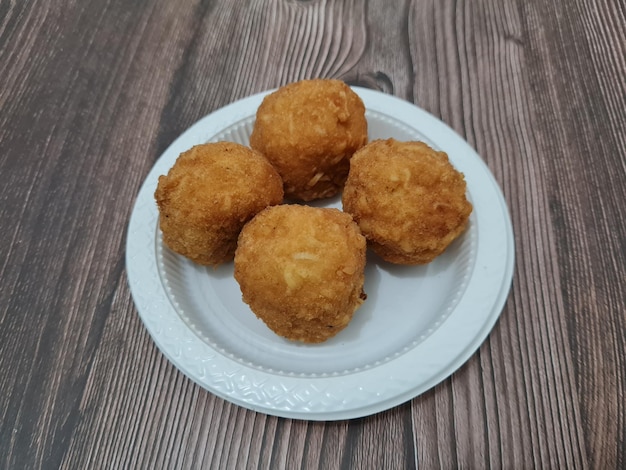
[
  {"left": 155, "top": 142, "right": 283, "bottom": 266},
  {"left": 234, "top": 205, "right": 367, "bottom": 343},
  {"left": 250, "top": 79, "right": 368, "bottom": 202},
  {"left": 342, "top": 139, "right": 472, "bottom": 265}
]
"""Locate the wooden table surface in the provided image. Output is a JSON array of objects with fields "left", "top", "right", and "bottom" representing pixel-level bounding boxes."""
[{"left": 1, "top": 0, "right": 624, "bottom": 468}]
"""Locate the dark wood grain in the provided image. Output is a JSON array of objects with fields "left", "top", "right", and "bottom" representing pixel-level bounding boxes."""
[{"left": 1, "top": 0, "right": 624, "bottom": 468}]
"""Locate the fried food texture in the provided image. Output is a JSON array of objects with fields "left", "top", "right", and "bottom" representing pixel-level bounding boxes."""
[
  {"left": 249, "top": 79, "right": 368, "bottom": 202},
  {"left": 234, "top": 205, "right": 367, "bottom": 343},
  {"left": 155, "top": 142, "right": 283, "bottom": 266},
  {"left": 342, "top": 139, "right": 472, "bottom": 265}
]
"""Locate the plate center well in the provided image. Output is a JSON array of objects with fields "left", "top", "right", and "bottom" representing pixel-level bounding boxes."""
[{"left": 156, "top": 111, "right": 477, "bottom": 376}]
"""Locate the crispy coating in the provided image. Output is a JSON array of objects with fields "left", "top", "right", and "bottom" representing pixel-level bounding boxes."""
[
  {"left": 342, "top": 139, "right": 472, "bottom": 264},
  {"left": 155, "top": 142, "right": 283, "bottom": 266},
  {"left": 234, "top": 205, "right": 367, "bottom": 343},
  {"left": 249, "top": 79, "right": 368, "bottom": 201}
]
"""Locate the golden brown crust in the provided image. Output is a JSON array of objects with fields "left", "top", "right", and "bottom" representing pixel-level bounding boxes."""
[
  {"left": 342, "top": 139, "right": 472, "bottom": 264},
  {"left": 234, "top": 205, "right": 366, "bottom": 343},
  {"left": 249, "top": 79, "right": 368, "bottom": 201},
  {"left": 154, "top": 142, "right": 283, "bottom": 266}
]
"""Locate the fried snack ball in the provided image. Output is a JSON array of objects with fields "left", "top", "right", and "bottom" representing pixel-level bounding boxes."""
[
  {"left": 249, "top": 79, "right": 368, "bottom": 201},
  {"left": 234, "top": 205, "right": 367, "bottom": 343},
  {"left": 155, "top": 142, "right": 283, "bottom": 266},
  {"left": 342, "top": 139, "right": 472, "bottom": 265}
]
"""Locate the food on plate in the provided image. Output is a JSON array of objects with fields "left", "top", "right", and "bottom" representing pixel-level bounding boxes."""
[
  {"left": 234, "top": 205, "right": 367, "bottom": 343},
  {"left": 154, "top": 142, "right": 283, "bottom": 266},
  {"left": 249, "top": 78, "right": 368, "bottom": 201},
  {"left": 342, "top": 139, "right": 472, "bottom": 265}
]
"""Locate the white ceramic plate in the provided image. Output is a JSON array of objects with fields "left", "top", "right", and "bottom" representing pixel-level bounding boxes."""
[{"left": 126, "top": 87, "right": 514, "bottom": 421}]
